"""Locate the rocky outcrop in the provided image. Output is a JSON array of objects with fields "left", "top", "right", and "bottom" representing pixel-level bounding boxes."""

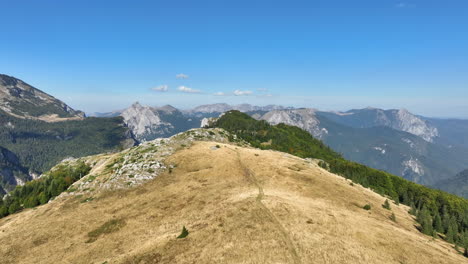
[
  {"left": 393, "top": 109, "right": 438, "bottom": 142},
  {"left": 120, "top": 102, "right": 174, "bottom": 142},
  {"left": 260, "top": 109, "right": 328, "bottom": 139}
]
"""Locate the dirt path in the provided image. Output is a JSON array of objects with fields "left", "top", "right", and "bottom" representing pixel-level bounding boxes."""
[{"left": 236, "top": 151, "right": 302, "bottom": 264}]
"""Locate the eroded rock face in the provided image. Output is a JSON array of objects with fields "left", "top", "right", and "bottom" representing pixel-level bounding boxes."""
[
  {"left": 260, "top": 109, "right": 328, "bottom": 139},
  {"left": 393, "top": 109, "right": 438, "bottom": 142},
  {"left": 120, "top": 102, "right": 174, "bottom": 142}
]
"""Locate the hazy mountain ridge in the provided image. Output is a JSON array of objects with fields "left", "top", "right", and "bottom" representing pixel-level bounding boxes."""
[
  {"left": 319, "top": 108, "right": 439, "bottom": 142},
  {"left": 436, "top": 169, "right": 468, "bottom": 198}
]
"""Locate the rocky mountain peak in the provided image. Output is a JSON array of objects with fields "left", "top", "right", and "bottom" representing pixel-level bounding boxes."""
[
  {"left": 120, "top": 102, "right": 174, "bottom": 142},
  {"left": 0, "top": 74, "right": 85, "bottom": 121},
  {"left": 260, "top": 108, "right": 328, "bottom": 139}
]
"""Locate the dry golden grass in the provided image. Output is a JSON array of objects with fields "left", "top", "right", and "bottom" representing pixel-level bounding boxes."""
[{"left": 0, "top": 141, "right": 465, "bottom": 264}]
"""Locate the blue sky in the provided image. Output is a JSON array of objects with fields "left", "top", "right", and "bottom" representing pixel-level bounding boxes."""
[{"left": 1, "top": 0, "right": 467, "bottom": 117}]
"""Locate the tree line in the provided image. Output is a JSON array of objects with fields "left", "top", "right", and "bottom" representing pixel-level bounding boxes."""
[{"left": 0, "top": 161, "right": 91, "bottom": 217}]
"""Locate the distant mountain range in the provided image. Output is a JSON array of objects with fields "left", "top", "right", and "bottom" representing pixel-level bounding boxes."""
[
  {"left": 93, "top": 102, "right": 468, "bottom": 197},
  {"left": 2, "top": 74, "right": 467, "bottom": 198}
]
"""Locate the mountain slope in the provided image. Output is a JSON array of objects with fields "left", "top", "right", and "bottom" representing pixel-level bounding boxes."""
[
  {"left": 0, "top": 75, "right": 136, "bottom": 193},
  {"left": 0, "top": 146, "right": 31, "bottom": 196},
  {"left": 318, "top": 108, "right": 439, "bottom": 142},
  {"left": 0, "top": 111, "right": 135, "bottom": 193},
  {"left": 256, "top": 108, "right": 468, "bottom": 186},
  {"left": 0, "top": 135, "right": 465, "bottom": 263},
  {"left": 0, "top": 74, "right": 84, "bottom": 121},
  {"left": 436, "top": 169, "right": 468, "bottom": 199},
  {"left": 315, "top": 116, "right": 468, "bottom": 185}
]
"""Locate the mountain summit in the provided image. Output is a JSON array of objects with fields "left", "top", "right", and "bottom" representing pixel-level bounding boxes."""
[{"left": 0, "top": 74, "right": 85, "bottom": 121}]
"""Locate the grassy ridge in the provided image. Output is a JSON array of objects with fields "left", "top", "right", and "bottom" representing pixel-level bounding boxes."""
[{"left": 212, "top": 111, "right": 468, "bottom": 249}]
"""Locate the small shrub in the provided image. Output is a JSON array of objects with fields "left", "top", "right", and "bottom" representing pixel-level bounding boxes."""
[
  {"left": 177, "top": 226, "right": 189, "bottom": 239},
  {"left": 215, "top": 145, "right": 221, "bottom": 148},
  {"left": 382, "top": 199, "right": 391, "bottom": 210},
  {"left": 87, "top": 175, "right": 96, "bottom": 182},
  {"left": 390, "top": 213, "right": 397, "bottom": 222},
  {"left": 363, "top": 204, "right": 371, "bottom": 210}
]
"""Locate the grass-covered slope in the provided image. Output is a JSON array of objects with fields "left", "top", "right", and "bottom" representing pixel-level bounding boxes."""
[
  {"left": 1, "top": 141, "right": 466, "bottom": 263},
  {"left": 212, "top": 111, "right": 468, "bottom": 248}
]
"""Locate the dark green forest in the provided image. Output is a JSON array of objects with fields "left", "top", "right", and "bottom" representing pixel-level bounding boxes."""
[
  {"left": 211, "top": 111, "right": 468, "bottom": 250},
  {"left": 0, "top": 110, "right": 134, "bottom": 193}
]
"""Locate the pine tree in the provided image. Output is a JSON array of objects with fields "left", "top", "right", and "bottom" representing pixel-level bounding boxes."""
[
  {"left": 446, "top": 223, "right": 456, "bottom": 243},
  {"left": 409, "top": 202, "right": 417, "bottom": 215},
  {"left": 433, "top": 213, "right": 443, "bottom": 233},
  {"left": 418, "top": 207, "right": 433, "bottom": 236},
  {"left": 177, "top": 226, "right": 189, "bottom": 239},
  {"left": 8, "top": 201, "right": 21, "bottom": 215},
  {"left": 382, "top": 199, "right": 391, "bottom": 210}
]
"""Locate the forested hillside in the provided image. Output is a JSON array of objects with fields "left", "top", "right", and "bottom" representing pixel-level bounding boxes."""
[
  {"left": 212, "top": 111, "right": 468, "bottom": 249},
  {"left": 0, "top": 110, "right": 135, "bottom": 193}
]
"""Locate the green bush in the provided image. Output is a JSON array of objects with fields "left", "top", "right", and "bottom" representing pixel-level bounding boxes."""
[
  {"left": 363, "top": 204, "right": 371, "bottom": 210},
  {"left": 382, "top": 199, "right": 391, "bottom": 210},
  {"left": 177, "top": 226, "right": 189, "bottom": 239}
]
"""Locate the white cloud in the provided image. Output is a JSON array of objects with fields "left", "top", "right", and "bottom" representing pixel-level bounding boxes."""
[
  {"left": 176, "top": 73, "right": 189, "bottom": 79},
  {"left": 213, "top": 92, "right": 226, "bottom": 96},
  {"left": 152, "top": 85, "right": 168, "bottom": 92},
  {"left": 178, "top": 86, "right": 201, "bottom": 93},
  {"left": 396, "top": 2, "right": 415, "bottom": 8},
  {"left": 257, "top": 88, "right": 268, "bottom": 92},
  {"left": 234, "top": 90, "right": 253, "bottom": 96},
  {"left": 396, "top": 2, "right": 406, "bottom": 8}
]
